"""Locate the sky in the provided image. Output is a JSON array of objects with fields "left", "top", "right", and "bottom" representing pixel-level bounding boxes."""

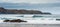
[
  {"left": 0, "top": 0, "right": 60, "bottom": 3},
  {"left": 0, "top": 0, "right": 60, "bottom": 14}
]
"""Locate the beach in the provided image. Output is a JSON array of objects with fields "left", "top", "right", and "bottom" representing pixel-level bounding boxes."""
[{"left": 0, "top": 22, "right": 60, "bottom": 27}]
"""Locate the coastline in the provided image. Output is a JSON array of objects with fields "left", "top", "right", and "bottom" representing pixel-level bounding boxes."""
[{"left": 0, "top": 22, "right": 60, "bottom": 27}]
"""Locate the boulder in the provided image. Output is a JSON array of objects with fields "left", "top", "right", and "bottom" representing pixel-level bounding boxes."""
[{"left": 3, "top": 19, "right": 27, "bottom": 23}]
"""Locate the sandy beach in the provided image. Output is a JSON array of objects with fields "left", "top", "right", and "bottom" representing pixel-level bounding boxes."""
[{"left": 0, "top": 22, "right": 60, "bottom": 27}]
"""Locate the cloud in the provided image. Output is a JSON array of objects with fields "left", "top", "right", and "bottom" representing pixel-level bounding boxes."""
[{"left": 0, "top": 0, "right": 60, "bottom": 4}]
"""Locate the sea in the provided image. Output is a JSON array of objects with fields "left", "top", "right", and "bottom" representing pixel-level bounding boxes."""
[
  {"left": 0, "top": 14, "right": 60, "bottom": 27},
  {"left": 0, "top": 14, "right": 60, "bottom": 23},
  {"left": 0, "top": 14, "right": 60, "bottom": 18}
]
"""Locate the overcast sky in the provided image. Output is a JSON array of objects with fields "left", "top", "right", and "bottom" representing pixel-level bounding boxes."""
[
  {"left": 0, "top": 0, "right": 60, "bottom": 3},
  {"left": 0, "top": 0, "right": 60, "bottom": 14}
]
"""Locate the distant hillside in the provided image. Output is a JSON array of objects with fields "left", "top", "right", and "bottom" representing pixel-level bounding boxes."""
[{"left": 0, "top": 7, "right": 51, "bottom": 15}]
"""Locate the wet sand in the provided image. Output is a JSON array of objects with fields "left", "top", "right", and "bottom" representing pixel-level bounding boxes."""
[{"left": 0, "top": 23, "right": 60, "bottom": 27}]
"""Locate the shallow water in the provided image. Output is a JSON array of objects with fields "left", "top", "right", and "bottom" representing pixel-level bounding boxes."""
[
  {"left": 0, "top": 14, "right": 60, "bottom": 23},
  {"left": 0, "top": 14, "right": 60, "bottom": 19}
]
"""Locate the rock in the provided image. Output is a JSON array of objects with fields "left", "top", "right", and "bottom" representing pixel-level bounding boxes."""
[
  {"left": 0, "top": 7, "right": 7, "bottom": 14},
  {"left": 42, "top": 12, "right": 51, "bottom": 15},
  {"left": 3, "top": 19, "right": 27, "bottom": 23},
  {"left": 0, "top": 7, "right": 51, "bottom": 14},
  {"left": 3, "top": 19, "right": 9, "bottom": 22}
]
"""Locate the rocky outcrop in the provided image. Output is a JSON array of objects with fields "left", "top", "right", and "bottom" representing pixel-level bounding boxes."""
[
  {"left": 0, "top": 7, "right": 7, "bottom": 14},
  {"left": 0, "top": 7, "right": 51, "bottom": 14},
  {"left": 3, "top": 19, "right": 27, "bottom": 22},
  {"left": 42, "top": 12, "right": 51, "bottom": 15}
]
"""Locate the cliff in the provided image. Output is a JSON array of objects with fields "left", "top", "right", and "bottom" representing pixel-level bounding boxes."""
[{"left": 0, "top": 7, "right": 51, "bottom": 14}]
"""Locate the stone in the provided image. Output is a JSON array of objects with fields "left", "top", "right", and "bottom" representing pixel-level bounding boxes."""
[{"left": 3, "top": 19, "right": 27, "bottom": 23}]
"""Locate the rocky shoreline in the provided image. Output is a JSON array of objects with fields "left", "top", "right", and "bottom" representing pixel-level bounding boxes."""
[{"left": 0, "top": 7, "right": 51, "bottom": 15}]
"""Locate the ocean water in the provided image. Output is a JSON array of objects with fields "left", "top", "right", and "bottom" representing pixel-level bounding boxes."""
[
  {"left": 0, "top": 14, "right": 60, "bottom": 23},
  {"left": 0, "top": 14, "right": 60, "bottom": 21},
  {"left": 0, "top": 14, "right": 60, "bottom": 19},
  {"left": 0, "top": 14, "right": 60, "bottom": 20}
]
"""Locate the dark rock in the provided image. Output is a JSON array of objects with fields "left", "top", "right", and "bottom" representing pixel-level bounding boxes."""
[
  {"left": 3, "top": 19, "right": 10, "bottom": 22},
  {"left": 56, "top": 19, "right": 60, "bottom": 20},
  {"left": 0, "top": 7, "right": 7, "bottom": 14},
  {"left": 3, "top": 19, "right": 27, "bottom": 23},
  {"left": 42, "top": 12, "right": 51, "bottom": 15},
  {"left": 0, "top": 7, "right": 51, "bottom": 14}
]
